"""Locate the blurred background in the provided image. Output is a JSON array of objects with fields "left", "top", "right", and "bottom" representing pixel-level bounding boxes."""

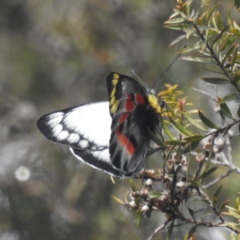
[{"left": 0, "top": 0, "right": 239, "bottom": 239}]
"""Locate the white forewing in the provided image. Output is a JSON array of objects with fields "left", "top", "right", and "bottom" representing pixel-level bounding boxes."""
[
  {"left": 64, "top": 102, "right": 111, "bottom": 146},
  {"left": 36, "top": 101, "right": 124, "bottom": 176},
  {"left": 37, "top": 102, "right": 111, "bottom": 150}
]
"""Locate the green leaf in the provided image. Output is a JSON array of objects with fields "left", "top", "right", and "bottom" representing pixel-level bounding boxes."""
[
  {"left": 233, "top": 75, "right": 240, "bottom": 84},
  {"left": 162, "top": 120, "right": 176, "bottom": 140},
  {"left": 136, "top": 209, "right": 142, "bottom": 227},
  {"left": 164, "top": 23, "right": 192, "bottom": 31},
  {"left": 148, "top": 191, "right": 161, "bottom": 199},
  {"left": 217, "top": 12, "right": 224, "bottom": 29},
  {"left": 169, "top": 12, "right": 180, "bottom": 19},
  {"left": 220, "top": 103, "right": 234, "bottom": 119},
  {"left": 228, "top": 8, "right": 233, "bottom": 26},
  {"left": 213, "top": 197, "right": 218, "bottom": 207},
  {"left": 112, "top": 195, "right": 125, "bottom": 204},
  {"left": 202, "top": 77, "right": 229, "bottom": 85},
  {"left": 182, "top": 112, "right": 207, "bottom": 131},
  {"left": 218, "top": 51, "right": 223, "bottom": 63},
  {"left": 220, "top": 93, "right": 238, "bottom": 103},
  {"left": 188, "top": 225, "right": 198, "bottom": 239},
  {"left": 212, "top": 12, "right": 223, "bottom": 30},
  {"left": 235, "top": 0, "right": 240, "bottom": 8},
  {"left": 164, "top": 18, "right": 189, "bottom": 24},
  {"left": 197, "top": 11, "right": 206, "bottom": 26},
  {"left": 165, "top": 140, "right": 186, "bottom": 146},
  {"left": 218, "top": 200, "right": 230, "bottom": 212},
  {"left": 169, "top": 34, "right": 186, "bottom": 46},
  {"left": 182, "top": 135, "right": 202, "bottom": 153},
  {"left": 181, "top": 56, "right": 215, "bottom": 64},
  {"left": 207, "top": 2, "right": 221, "bottom": 24},
  {"left": 231, "top": 45, "right": 239, "bottom": 72},
  {"left": 225, "top": 206, "right": 240, "bottom": 217},
  {"left": 222, "top": 45, "right": 236, "bottom": 65},
  {"left": 182, "top": 140, "right": 200, "bottom": 154},
  {"left": 183, "top": 135, "right": 204, "bottom": 142},
  {"left": 192, "top": 3, "right": 207, "bottom": 23},
  {"left": 188, "top": 208, "right": 196, "bottom": 221},
  {"left": 231, "top": 28, "right": 240, "bottom": 36},
  {"left": 169, "top": 117, "right": 193, "bottom": 136},
  {"left": 207, "top": 29, "right": 220, "bottom": 39},
  {"left": 184, "top": 233, "right": 189, "bottom": 240},
  {"left": 178, "top": 45, "right": 201, "bottom": 54},
  {"left": 198, "top": 110, "right": 219, "bottom": 129},
  {"left": 234, "top": 0, "right": 240, "bottom": 8},
  {"left": 129, "top": 179, "right": 138, "bottom": 191},
  {"left": 198, "top": 166, "right": 218, "bottom": 180},
  {"left": 226, "top": 205, "right": 238, "bottom": 213},
  {"left": 220, "top": 36, "right": 236, "bottom": 52},
  {"left": 233, "top": 20, "right": 240, "bottom": 31},
  {"left": 213, "top": 185, "right": 223, "bottom": 199},
  {"left": 212, "top": 25, "right": 230, "bottom": 49}
]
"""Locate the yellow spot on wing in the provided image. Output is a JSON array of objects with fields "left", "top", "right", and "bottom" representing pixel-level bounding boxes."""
[
  {"left": 110, "top": 97, "right": 115, "bottom": 105},
  {"left": 112, "top": 79, "right": 118, "bottom": 85},
  {"left": 113, "top": 73, "right": 119, "bottom": 80},
  {"left": 110, "top": 87, "right": 116, "bottom": 97},
  {"left": 111, "top": 103, "right": 118, "bottom": 113},
  {"left": 109, "top": 74, "right": 120, "bottom": 114}
]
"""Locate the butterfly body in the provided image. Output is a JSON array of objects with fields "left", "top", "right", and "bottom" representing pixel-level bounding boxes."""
[{"left": 37, "top": 73, "right": 162, "bottom": 178}]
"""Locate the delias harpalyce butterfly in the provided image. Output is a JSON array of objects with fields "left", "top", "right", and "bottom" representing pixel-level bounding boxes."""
[{"left": 37, "top": 72, "right": 162, "bottom": 178}]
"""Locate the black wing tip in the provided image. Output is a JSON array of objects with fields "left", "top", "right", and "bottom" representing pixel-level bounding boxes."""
[
  {"left": 36, "top": 115, "right": 45, "bottom": 133},
  {"left": 36, "top": 114, "right": 54, "bottom": 141}
]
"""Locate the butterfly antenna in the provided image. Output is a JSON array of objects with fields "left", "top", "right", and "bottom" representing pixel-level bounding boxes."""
[
  {"left": 131, "top": 69, "right": 148, "bottom": 88},
  {"left": 152, "top": 45, "right": 186, "bottom": 89}
]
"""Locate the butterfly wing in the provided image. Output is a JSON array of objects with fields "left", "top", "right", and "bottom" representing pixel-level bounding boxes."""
[
  {"left": 106, "top": 73, "right": 160, "bottom": 176},
  {"left": 37, "top": 101, "right": 124, "bottom": 177},
  {"left": 106, "top": 72, "right": 147, "bottom": 117},
  {"left": 69, "top": 148, "right": 122, "bottom": 176},
  {"left": 37, "top": 102, "right": 111, "bottom": 150}
]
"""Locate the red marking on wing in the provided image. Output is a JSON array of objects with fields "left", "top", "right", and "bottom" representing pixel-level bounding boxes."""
[
  {"left": 119, "top": 113, "right": 128, "bottom": 125},
  {"left": 125, "top": 96, "right": 135, "bottom": 112},
  {"left": 135, "top": 94, "right": 145, "bottom": 104},
  {"left": 116, "top": 127, "right": 135, "bottom": 155}
]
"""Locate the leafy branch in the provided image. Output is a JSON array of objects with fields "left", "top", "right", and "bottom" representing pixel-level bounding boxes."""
[{"left": 114, "top": 1, "right": 240, "bottom": 239}]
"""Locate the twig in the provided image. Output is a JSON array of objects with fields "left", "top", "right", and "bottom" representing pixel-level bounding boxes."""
[
  {"left": 202, "top": 169, "right": 233, "bottom": 188},
  {"left": 192, "top": 87, "right": 217, "bottom": 102},
  {"left": 146, "top": 218, "right": 172, "bottom": 240}
]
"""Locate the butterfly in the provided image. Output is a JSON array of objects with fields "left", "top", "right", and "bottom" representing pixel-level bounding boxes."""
[{"left": 37, "top": 72, "right": 162, "bottom": 178}]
